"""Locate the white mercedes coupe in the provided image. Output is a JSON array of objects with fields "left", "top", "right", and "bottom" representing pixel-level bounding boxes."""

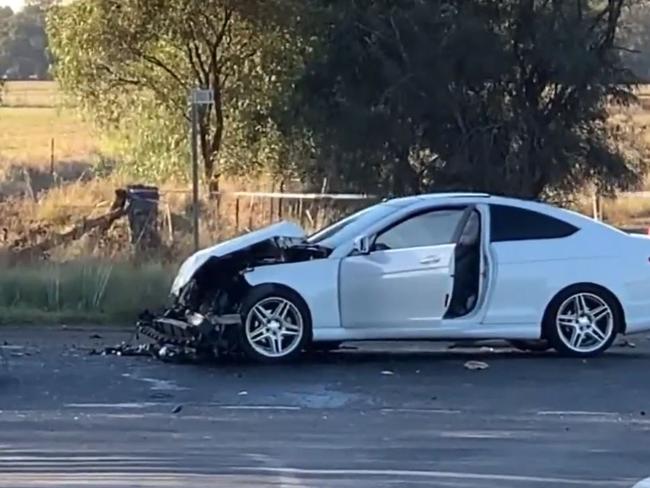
[{"left": 139, "top": 193, "right": 650, "bottom": 363}]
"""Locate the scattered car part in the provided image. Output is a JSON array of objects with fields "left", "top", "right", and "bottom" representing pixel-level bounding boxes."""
[{"left": 464, "top": 360, "right": 489, "bottom": 371}]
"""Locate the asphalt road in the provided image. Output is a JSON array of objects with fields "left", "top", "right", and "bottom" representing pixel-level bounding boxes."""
[{"left": 1, "top": 326, "right": 650, "bottom": 488}]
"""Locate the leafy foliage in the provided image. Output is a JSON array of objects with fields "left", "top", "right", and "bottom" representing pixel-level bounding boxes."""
[
  {"left": 619, "top": 0, "right": 650, "bottom": 82},
  {"left": 0, "top": 1, "right": 52, "bottom": 80},
  {"left": 47, "top": 0, "right": 302, "bottom": 182},
  {"left": 291, "top": 0, "right": 647, "bottom": 198}
]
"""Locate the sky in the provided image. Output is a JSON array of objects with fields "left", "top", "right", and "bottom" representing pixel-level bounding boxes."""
[{"left": 0, "top": 0, "right": 24, "bottom": 12}]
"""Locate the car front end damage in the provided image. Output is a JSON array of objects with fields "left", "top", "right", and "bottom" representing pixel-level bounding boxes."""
[{"left": 136, "top": 221, "right": 330, "bottom": 357}]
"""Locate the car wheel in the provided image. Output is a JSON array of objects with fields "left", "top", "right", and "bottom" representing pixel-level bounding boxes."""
[
  {"left": 509, "top": 340, "right": 551, "bottom": 352},
  {"left": 239, "top": 285, "right": 311, "bottom": 364},
  {"left": 544, "top": 285, "right": 620, "bottom": 358}
]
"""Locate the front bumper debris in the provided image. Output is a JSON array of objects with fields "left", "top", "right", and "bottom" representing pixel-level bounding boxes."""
[
  {"left": 135, "top": 309, "right": 243, "bottom": 357},
  {"left": 137, "top": 316, "right": 201, "bottom": 346}
]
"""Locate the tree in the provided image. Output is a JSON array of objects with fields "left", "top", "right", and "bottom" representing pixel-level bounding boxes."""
[
  {"left": 0, "top": 1, "right": 51, "bottom": 79},
  {"left": 290, "top": 0, "right": 647, "bottom": 198},
  {"left": 618, "top": 1, "right": 650, "bottom": 82},
  {"left": 47, "top": 0, "right": 302, "bottom": 182}
]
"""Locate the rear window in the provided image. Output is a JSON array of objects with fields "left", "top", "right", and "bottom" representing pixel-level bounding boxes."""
[{"left": 490, "top": 204, "right": 579, "bottom": 242}]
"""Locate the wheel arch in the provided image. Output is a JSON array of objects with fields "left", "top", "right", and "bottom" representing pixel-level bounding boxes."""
[
  {"left": 541, "top": 282, "right": 627, "bottom": 336},
  {"left": 243, "top": 282, "right": 314, "bottom": 338}
]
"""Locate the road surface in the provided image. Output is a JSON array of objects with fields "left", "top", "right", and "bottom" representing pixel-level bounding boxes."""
[{"left": 1, "top": 326, "right": 649, "bottom": 487}]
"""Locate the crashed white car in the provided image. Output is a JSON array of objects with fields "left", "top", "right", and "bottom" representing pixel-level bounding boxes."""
[{"left": 138, "top": 192, "right": 650, "bottom": 362}]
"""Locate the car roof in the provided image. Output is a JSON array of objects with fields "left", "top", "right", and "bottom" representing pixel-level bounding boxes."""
[
  {"left": 384, "top": 192, "right": 607, "bottom": 230},
  {"left": 384, "top": 192, "right": 490, "bottom": 206}
]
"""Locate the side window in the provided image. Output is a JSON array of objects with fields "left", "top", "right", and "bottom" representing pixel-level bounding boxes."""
[
  {"left": 490, "top": 204, "right": 578, "bottom": 242},
  {"left": 374, "top": 208, "right": 466, "bottom": 250}
]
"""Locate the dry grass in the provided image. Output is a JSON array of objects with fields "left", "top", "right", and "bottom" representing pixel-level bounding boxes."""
[
  {"left": 0, "top": 107, "right": 98, "bottom": 167},
  {"left": 3, "top": 80, "right": 61, "bottom": 107},
  {"left": 0, "top": 81, "right": 98, "bottom": 173}
]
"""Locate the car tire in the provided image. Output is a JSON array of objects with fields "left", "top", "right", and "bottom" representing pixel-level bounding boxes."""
[
  {"left": 544, "top": 285, "right": 621, "bottom": 358},
  {"left": 509, "top": 340, "right": 551, "bottom": 352},
  {"left": 239, "top": 284, "right": 311, "bottom": 364}
]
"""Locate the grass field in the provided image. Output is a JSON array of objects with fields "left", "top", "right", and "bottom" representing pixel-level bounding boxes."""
[
  {"left": 0, "top": 81, "right": 98, "bottom": 167},
  {"left": 3, "top": 80, "right": 61, "bottom": 107},
  {"left": 0, "top": 260, "right": 174, "bottom": 324}
]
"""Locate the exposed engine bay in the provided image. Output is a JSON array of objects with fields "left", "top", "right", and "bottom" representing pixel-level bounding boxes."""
[{"left": 136, "top": 222, "right": 329, "bottom": 358}]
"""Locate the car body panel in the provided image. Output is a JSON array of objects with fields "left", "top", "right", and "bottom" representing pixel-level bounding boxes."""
[
  {"left": 339, "top": 243, "right": 456, "bottom": 328},
  {"left": 244, "top": 258, "right": 342, "bottom": 332},
  {"left": 170, "top": 221, "right": 305, "bottom": 296},
  {"left": 164, "top": 192, "right": 650, "bottom": 347}
]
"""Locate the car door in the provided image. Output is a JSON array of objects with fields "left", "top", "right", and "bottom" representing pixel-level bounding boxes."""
[{"left": 339, "top": 206, "right": 471, "bottom": 329}]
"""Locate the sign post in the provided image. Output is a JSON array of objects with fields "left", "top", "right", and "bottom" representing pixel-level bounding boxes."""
[{"left": 188, "top": 88, "right": 215, "bottom": 252}]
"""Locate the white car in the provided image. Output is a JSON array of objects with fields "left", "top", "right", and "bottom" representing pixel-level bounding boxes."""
[{"left": 139, "top": 192, "right": 650, "bottom": 362}]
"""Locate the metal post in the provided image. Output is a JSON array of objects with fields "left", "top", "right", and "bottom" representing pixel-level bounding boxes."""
[
  {"left": 191, "top": 102, "right": 200, "bottom": 252},
  {"left": 50, "top": 138, "right": 55, "bottom": 177}
]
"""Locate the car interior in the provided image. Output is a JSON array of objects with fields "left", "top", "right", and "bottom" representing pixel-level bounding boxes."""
[{"left": 445, "top": 209, "right": 482, "bottom": 319}]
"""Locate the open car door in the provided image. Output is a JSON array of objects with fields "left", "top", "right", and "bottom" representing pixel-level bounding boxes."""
[{"left": 339, "top": 205, "right": 476, "bottom": 329}]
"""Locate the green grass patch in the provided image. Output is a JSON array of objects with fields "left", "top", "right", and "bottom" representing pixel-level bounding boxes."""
[{"left": 0, "top": 261, "right": 175, "bottom": 325}]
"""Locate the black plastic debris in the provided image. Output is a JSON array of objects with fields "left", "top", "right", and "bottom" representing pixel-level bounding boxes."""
[
  {"left": 90, "top": 342, "right": 158, "bottom": 358},
  {"left": 92, "top": 340, "right": 217, "bottom": 364}
]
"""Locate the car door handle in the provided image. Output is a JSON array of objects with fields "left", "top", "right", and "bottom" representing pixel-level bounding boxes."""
[{"left": 420, "top": 255, "right": 442, "bottom": 265}]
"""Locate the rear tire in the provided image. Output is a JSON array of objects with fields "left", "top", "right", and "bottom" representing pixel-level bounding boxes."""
[
  {"left": 239, "top": 285, "right": 311, "bottom": 364},
  {"left": 544, "top": 285, "right": 620, "bottom": 358}
]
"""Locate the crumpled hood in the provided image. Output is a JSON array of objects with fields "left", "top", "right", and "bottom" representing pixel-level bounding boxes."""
[{"left": 170, "top": 221, "right": 306, "bottom": 296}]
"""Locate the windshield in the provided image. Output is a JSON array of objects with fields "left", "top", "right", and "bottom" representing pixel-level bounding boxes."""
[{"left": 307, "top": 202, "right": 402, "bottom": 249}]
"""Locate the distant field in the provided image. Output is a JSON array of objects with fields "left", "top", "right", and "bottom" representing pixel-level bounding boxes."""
[
  {"left": 0, "top": 81, "right": 98, "bottom": 167},
  {"left": 3, "top": 80, "right": 60, "bottom": 107}
]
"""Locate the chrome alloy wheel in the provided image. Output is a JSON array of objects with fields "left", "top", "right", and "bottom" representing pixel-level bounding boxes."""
[
  {"left": 244, "top": 297, "right": 304, "bottom": 358},
  {"left": 556, "top": 292, "right": 614, "bottom": 354}
]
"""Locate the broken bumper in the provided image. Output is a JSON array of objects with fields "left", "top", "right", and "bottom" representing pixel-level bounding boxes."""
[{"left": 137, "top": 311, "right": 243, "bottom": 347}]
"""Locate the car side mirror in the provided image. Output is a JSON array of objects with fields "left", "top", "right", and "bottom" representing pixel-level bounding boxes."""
[{"left": 353, "top": 235, "right": 371, "bottom": 255}]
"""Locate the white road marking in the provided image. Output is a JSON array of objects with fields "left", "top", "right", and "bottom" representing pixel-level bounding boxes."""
[
  {"left": 439, "top": 430, "right": 522, "bottom": 439},
  {"left": 380, "top": 408, "right": 461, "bottom": 414},
  {"left": 64, "top": 403, "right": 164, "bottom": 409},
  {"left": 217, "top": 405, "right": 301, "bottom": 411},
  {"left": 249, "top": 454, "right": 313, "bottom": 488},
  {"left": 64, "top": 403, "right": 301, "bottom": 412},
  {"left": 121, "top": 373, "right": 188, "bottom": 391},
  {"left": 537, "top": 410, "right": 620, "bottom": 417},
  {"left": 0, "top": 471, "right": 630, "bottom": 488},
  {"left": 237, "top": 467, "right": 628, "bottom": 486},
  {"left": 633, "top": 478, "right": 650, "bottom": 487}
]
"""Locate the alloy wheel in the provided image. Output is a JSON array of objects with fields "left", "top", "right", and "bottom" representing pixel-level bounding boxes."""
[
  {"left": 244, "top": 297, "right": 304, "bottom": 358},
  {"left": 555, "top": 292, "right": 614, "bottom": 354}
]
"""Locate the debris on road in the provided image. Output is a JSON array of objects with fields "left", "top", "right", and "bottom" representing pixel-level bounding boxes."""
[
  {"left": 381, "top": 370, "right": 395, "bottom": 376},
  {"left": 238, "top": 391, "right": 248, "bottom": 396},
  {"left": 92, "top": 342, "right": 158, "bottom": 358},
  {"left": 618, "top": 339, "right": 637, "bottom": 348},
  {"left": 91, "top": 339, "right": 222, "bottom": 364},
  {"left": 171, "top": 404, "right": 183, "bottom": 414},
  {"left": 464, "top": 360, "right": 489, "bottom": 371},
  {"left": 89, "top": 334, "right": 103, "bottom": 339}
]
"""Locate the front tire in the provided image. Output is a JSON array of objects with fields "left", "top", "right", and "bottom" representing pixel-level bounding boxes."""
[
  {"left": 544, "top": 285, "right": 620, "bottom": 358},
  {"left": 239, "top": 285, "right": 311, "bottom": 364}
]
